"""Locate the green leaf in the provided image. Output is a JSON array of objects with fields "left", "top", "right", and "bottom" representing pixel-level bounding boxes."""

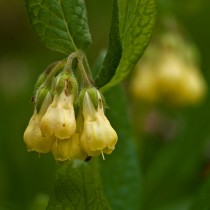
[
  {"left": 100, "top": 86, "right": 141, "bottom": 210},
  {"left": 47, "top": 160, "right": 111, "bottom": 210},
  {"left": 25, "top": 0, "right": 92, "bottom": 55},
  {"left": 100, "top": 0, "right": 156, "bottom": 92},
  {"left": 95, "top": 0, "right": 122, "bottom": 88}
]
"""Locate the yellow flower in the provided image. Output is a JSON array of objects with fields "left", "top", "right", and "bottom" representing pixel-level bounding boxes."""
[
  {"left": 156, "top": 54, "right": 207, "bottom": 105},
  {"left": 80, "top": 90, "right": 118, "bottom": 157},
  {"left": 51, "top": 133, "right": 87, "bottom": 161},
  {"left": 40, "top": 91, "right": 76, "bottom": 139},
  {"left": 156, "top": 54, "right": 184, "bottom": 101},
  {"left": 177, "top": 67, "right": 207, "bottom": 105},
  {"left": 130, "top": 62, "right": 158, "bottom": 102},
  {"left": 23, "top": 111, "right": 54, "bottom": 153},
  {"left": 23, "top": 92, "right": 54, "bottom": 153}
]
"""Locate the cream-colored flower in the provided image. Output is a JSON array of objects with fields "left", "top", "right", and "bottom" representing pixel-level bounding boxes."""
[
  {"left": 156, "top": 54, "right": 184, "bottom": 100},
  {"left": 23, "top": 92, "right": 54, "bottom": 153},
  {"left": 177, "top": 67, "right": 207, "bottom": 104},
  {"left": 51, "top": 133, "right": 87, "bottom": 161},
  {"left": 23, "top": 111, "right": 54, "bottom": 153},
  {"left": 80, "top": 90, "right": 118, "bottom": 157},
  {"left": 40, "top": 91, "right": 76, "bottom": 139},
  {"left": 130, "top": 63, "right": 158, "bottom": 102}
]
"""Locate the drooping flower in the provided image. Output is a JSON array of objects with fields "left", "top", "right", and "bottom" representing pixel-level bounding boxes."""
[
  {"left": 130, "top": 62, "right": 158, "bottom": 102},
  {"left": 23, "top": 92, "right": 54, "bottom": 153},
  {"left": 80, "top": 89, "right": 118, "bottom": 157},
  {"left": 51, "top": 133, "right": 87, "bottom": 161},
  {"left": 40, "top": 91, "right": 76, "bottom": 139}
]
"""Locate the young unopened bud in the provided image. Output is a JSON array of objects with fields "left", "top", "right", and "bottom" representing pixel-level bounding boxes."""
[
  {"left": 80, "top": 89, "right": 118, "bottom": 157},
  {"left": 51, "top": 133, "right": 87, "bottom": 161},
  {"left": 40, "top": 91, "right": 76, "bottom": 139}
]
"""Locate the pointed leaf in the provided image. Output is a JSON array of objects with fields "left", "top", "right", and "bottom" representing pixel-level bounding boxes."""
[
  {"left": 100, "top": 86, "right": 141, "bottom": 210},
  {"left": 25, "top": 0, "right": 92, "bottom": 54},
  {"left": 100, "top": 0, "right": 156, "bottom": 92},
  {"left": 95, "top": 0, "right": 122, "bottom": 88}
]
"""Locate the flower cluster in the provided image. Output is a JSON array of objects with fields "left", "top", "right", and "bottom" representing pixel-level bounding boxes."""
[
  {"left": 130, "top": 32, "right": 207, "bottom": 106},
  {"left": 24, "top": 55, "right": 118, "bottom": 161}
]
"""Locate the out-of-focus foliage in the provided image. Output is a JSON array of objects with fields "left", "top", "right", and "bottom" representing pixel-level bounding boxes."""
[{"left": 1, "top": 0, "right": 210, "bottom": 210}]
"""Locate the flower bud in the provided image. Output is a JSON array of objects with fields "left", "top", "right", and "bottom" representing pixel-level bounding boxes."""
[
  {"left": 80, "top": 90, "right": 118, "bottom": 157},
  {"left": 40, "top": 91, "right": 76, "bottom": 139},
  {"left": 51, "top": 133, "right": 87, "bottom": 161}
]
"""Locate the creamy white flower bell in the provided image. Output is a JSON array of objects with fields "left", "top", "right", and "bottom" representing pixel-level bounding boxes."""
[
  {"left": 40, "top": 91, "right": 76, "bottom": 139},
  {"left": 23, "top": 92, "right": 54, "bottom": 153},
  {"left": 80, "top": 90, "right": 118, "bottom": 157},
  {"left": 23, "top": 112, "right": 54, "bottom": 153},
  {"left": 51, "top": 133, "right": 87, "bottom": 161}
]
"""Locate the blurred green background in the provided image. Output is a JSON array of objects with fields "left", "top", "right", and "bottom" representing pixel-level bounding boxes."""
[{"left": 1, "top": 0, "right": 210, "bottom": 210}]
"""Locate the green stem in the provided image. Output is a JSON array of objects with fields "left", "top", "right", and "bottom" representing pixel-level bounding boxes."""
[
  {"left": 44, "top": 59, "right": 66, "bottom": 88},
  {"left": 64, "top": 51, "right": 93, "bottom": 88},
  {"left": 78, "top": 56, "right": 93, "bottom": 88},
  {"left": 84, "top": 55, "right": 94, "bottom": 84}
]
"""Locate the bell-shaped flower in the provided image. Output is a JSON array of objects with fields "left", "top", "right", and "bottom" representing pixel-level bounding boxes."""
[
  {"left": 51, "top": 133, "right": 87, "bottom": 161},
  {"left": 40, "top": 91, "right": 76, "bottom": 139},
  {"left": 23, "top": 92, "right": 54, "bottom": 153},
  {"left": 156, "top": 54, "right": 184, "bottom": 97},
  {"left": 80, "top": 90, "right": 118, "bottom": 157},
  {"left": 177, "top": 67, "right": 207, "bottom": 104},
  {"left": 23, "top": 111, "right": 54, "bottom": 153},
  {"left": 130, "top": 62, "right": 158, "bottom": 102}
]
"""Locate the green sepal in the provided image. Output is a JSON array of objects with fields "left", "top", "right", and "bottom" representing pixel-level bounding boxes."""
[
  {"left": 34, "top": 62, "right": 59, "bottom": 91},
  {"left": 78, "top": 87, "right": 106, "bottom": 110},
  {"left": 55, "top": 72, "right": 78, "bottom": 98},
  {"left": 35, "top": 87, "right": 51, "bottom": 113}
]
